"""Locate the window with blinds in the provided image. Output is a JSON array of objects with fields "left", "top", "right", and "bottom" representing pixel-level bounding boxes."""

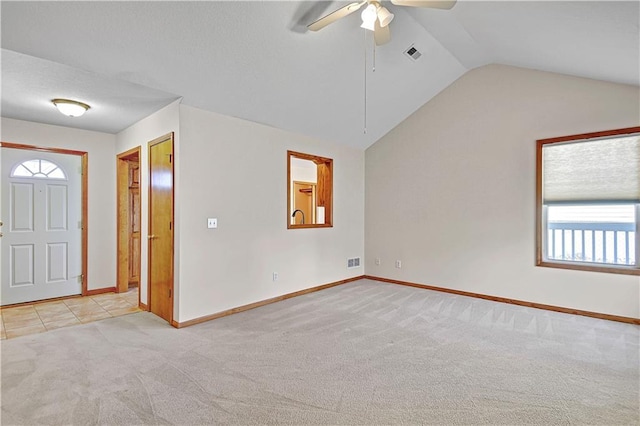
[{"left": 536, "top": 127, "right": 640, "bottom": 275}]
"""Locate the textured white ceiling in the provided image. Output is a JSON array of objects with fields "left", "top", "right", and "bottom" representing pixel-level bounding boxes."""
[
  {"left": 439, "top": 1, "right": 640, "bottom": 85},
  {"left": 1, "top": 1, "right": 638, "bottom": 149},
  {"left": 1, "top": 50, "right": 180, "bottom": 134}
]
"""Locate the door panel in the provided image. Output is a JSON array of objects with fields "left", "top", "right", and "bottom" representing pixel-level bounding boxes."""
[
  {"left": 11, "top": 183, "right": 34, "bottom": 231},
  {"left": 11, "top": 244, "right": 34, "bottom": 286},
  {"left": 148, "top": 134, "right": 174, "bottom": 323},
  {"left": 47, "top": 185, "right": 68, "bottom": 230},
  {"left": 46, "top": 242, "right": 68, "bottom": 282},
  {"left": 129, "top": 232, "right": 140, "bottom": 284},
  {"left": 1, "top": 148, "right": 82, "bottom": 305}
]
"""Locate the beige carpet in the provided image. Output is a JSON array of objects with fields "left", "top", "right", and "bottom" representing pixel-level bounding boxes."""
[{"left": 1, "top": 279, "right": 638, "bottom": 424}]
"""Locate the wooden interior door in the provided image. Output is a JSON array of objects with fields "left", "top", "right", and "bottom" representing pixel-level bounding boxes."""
[
  {"left": 128, "top": 162, "right": 140, "bottom": 287},
  {"left": 116, "top": 147, "right": 141, "bottom": 294},
  {"left": 148, "top": 134, "right": 174, "bottom": 323}
]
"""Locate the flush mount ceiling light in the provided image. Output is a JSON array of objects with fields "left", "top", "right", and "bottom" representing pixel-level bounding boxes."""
[{"left": 51, "top": 98, "right": 90, "bottom": 117}]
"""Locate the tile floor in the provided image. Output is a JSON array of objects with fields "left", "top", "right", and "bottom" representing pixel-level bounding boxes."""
[{"left": 0, "top": 288, "right": 140, "bottom": 340}]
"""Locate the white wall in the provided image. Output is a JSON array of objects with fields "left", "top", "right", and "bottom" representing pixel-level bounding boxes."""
[
  {"left": 1, "top": 117, "right": 117, "bottom": 290},
  {"left": 177, "top": 105, "right": 365, "bottom": 323},
  {"left": 365, "top": 64, "right": 640, "bottom": 319},
  {"left": 115, "top": 100, "right": 180, "bottom": 308}
]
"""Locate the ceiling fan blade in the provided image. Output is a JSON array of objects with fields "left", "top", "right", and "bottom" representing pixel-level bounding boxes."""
[
  {"left": 374, "top": 20, "right": 391, "bottom": 46},
  {"left": 308, "top": 1, "right": 367, "bottom": 32},
  {"left": 390, "top": 0, "right": 457, "bottom": 9}
]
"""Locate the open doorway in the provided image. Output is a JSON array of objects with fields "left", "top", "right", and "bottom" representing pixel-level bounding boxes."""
[
  {"left": 116, "top": 147, "right": 141, "bottom": 302},
  {"left": 292, "top": 181, "right": 316, "bottom": 225}
]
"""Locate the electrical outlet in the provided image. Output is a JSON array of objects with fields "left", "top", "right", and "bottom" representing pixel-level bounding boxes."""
[
  {"left": 207, "top": 218, "right": 217, "bottom": 228},
  {"left": 395, "top": 260, "right": 402, "bottom": 269},
  {"left": 272, "top": 272, "right": 278, "bottom": 282},
  {"left": 375, "top": 258, "right": 381, "bottom": 266}
]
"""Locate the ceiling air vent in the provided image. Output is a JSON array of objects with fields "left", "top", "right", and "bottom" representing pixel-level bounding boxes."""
[{"left": 404, "top": 45, "right": 422, "bottom": 61}]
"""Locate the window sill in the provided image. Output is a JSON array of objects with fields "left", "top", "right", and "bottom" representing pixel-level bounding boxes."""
[
  {"left": 537, "top": 260, "right": 640, "bottom": 276},
  {"left": 287, "top": 224, "right": 333, "bottom": 230}
]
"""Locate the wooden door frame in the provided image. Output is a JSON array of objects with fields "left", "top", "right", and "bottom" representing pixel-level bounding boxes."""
[
  {"left": 0, "top": 141, "right": 89, "bottom": 296},
  {"left": 147, "top": 133, "right": 174, "bottom": 324},
  {"left": 116, "top": 146, "right": 141, "bottom": 302},
  {"left": 292, "top": 180, "right": 316, "bottom": 224}
]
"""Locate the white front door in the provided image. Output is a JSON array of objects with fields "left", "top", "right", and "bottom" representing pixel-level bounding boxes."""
[{"left": 1, "top": 148, "right": 82, "bottom": 305}]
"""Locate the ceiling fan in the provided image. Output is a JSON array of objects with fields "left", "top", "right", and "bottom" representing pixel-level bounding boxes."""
[{"left": 308, "top": 0, "right": 457, "bottom": 46}]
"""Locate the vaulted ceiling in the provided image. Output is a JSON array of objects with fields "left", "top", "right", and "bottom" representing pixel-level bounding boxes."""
[{"left": 2, "top": 1, "right": 638, "bottom": 149}]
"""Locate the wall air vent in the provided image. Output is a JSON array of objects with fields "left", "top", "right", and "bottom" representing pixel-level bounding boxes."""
[
  {"left": 404, "top": 45, "right": 422, "bottom": 61},
  {"left": 347, "top": 257, "right": 361, "bottom": 269}
]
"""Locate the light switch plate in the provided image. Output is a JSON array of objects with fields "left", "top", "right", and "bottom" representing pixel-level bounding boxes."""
[{"left": 207, "top": 218, "right": 217, "bottom": 229}]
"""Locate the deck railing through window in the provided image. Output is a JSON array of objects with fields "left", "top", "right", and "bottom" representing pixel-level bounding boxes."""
[{"left": 547, "top": 222, "right": 636, "bottom": 266}]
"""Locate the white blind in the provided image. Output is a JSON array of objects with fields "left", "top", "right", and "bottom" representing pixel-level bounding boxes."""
[{"left": 542, "top": 135, "right": 640, "bottom": 203}]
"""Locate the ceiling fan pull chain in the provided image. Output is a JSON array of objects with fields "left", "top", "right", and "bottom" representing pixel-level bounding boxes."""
[
  {"left": 363, "top": 29, "right": 368, "bottom": 134},
  {"left": 373, "top": 37, "right": 376, "bottom": 72}
]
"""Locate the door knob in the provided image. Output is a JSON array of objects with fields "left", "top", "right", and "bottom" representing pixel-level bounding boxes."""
[
  {"left": 0, "top": 220, "right": 3, "bottom": 227},
  {"left": 0, "top": 232, "right": 3, "bottom": 238},
  {"left": 148, "top": 235, "right": 157, "bottom": 240}
]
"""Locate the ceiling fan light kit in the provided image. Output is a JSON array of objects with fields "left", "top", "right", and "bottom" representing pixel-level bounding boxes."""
[
  {"left": 360, "top": 2, "right": 394, "bottom": 31},
  {"left": 306, "top": 0, "right": 457, "bottom": 134},
  {"left": 360, "top": 4, "right": 379, "bottom": 31},
  {"left": 308, "top": 0, "right": 456, "bottom": 46},
  {"left": 377, "top": 7, "right": 395, "bottom": 27}
]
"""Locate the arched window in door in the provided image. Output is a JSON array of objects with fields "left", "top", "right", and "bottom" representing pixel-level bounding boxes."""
[{"left": 10, "top": 159, "right": 67, "bottom": 179}]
